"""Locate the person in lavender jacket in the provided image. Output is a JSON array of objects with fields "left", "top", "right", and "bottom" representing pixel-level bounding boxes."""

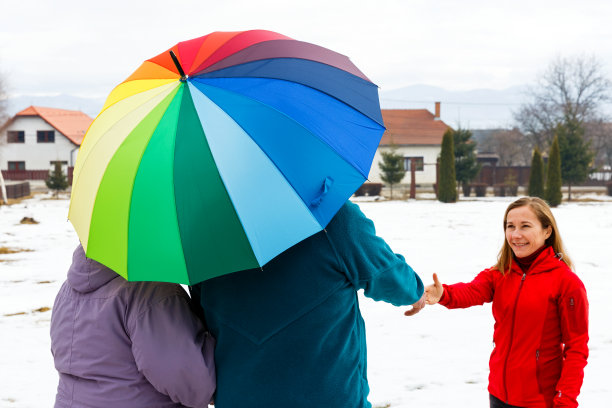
[{"left": 50, "top": 245, "right": 216, "bottom": 408}]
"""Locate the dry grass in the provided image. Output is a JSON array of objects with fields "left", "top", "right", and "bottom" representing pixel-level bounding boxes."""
[
  {"left": 0, "top": 247, "right": 33, "bottom": 254},
  {"left": 0, "top": 194, "right": 35, "bottom": 206},
  {"left": 19, "top": 216, "right": 39, "bottom": 224},
  {"left": 3, "top": 306, "right": 50, "bottom": 317}
]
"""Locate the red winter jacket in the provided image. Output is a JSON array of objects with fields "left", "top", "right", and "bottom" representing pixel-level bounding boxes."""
[{"left": 439, "top": 247, "right": 588, "bottom": 408}]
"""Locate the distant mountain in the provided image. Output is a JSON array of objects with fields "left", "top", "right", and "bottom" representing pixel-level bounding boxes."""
[
  {"left": 5, "top": 84, "right": 531, "bottom": 129},
  {"left": 6, "top": 94, "right": 105, "bottom": 118},
  {"left": 379, "top": 84, "right": 528, "bottom": 129}
]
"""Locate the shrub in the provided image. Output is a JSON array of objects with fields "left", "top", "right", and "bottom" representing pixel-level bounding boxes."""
[
  {"left": 438, "top": 130, "right": 457, "bottom": 203},
  {"left": 354, "top": 183, "right": 383, "bottom": 197},
  {"left": 494, "top": 184, "right": 506, "bottom": 197},
  {"left": 528, "top": 148, "right": 545, "bottom": 198},
  {"left": 46, "top": 162, "right": 69, "bottom": 198},
  {"left": 472, "top": 183, "right": 487, "bottom": 197},
  {"left": 545, "top": 135, "right": 563, "bottom": 207},
  {"left": 504, "top": 172, "right": 518, "bottom": 196},
  {"left": 378, "top": 146, "right": 405, "bottom": 199}
]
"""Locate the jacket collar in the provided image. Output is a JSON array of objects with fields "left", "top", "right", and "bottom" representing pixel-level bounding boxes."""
[{"left": 509, "top": 246, "right": 562, "bottom": 276}]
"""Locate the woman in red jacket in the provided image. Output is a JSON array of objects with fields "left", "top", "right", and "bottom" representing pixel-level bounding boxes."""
[{"left": 425, "top": 197, "right": 588, "bottom": 408}]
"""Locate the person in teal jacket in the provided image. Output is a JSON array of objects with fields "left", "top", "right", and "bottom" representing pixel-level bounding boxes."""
[{"left": 191, "top": 200, "right": 424, "bottom": 408}]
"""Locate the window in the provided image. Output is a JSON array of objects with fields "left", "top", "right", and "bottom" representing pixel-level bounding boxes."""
[
  {"left": 7, "top": 131, "right": 25, "bottom": 143},
  {"left": 404, "top": 156, "right": 424, "bottom": 171},
  {"left": 8, "top": 161, "right": 26, "bottom": 171},
  {"left": 37, "top": 130, "right": 55, "bottom": 143}
]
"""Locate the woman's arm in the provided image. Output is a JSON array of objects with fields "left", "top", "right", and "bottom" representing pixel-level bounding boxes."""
[
  {"left": 553, "top": 274, "right": 589, "bottom": 408},
  {"left": 428, "top": 269, "right": 497, "bottom": 309}
]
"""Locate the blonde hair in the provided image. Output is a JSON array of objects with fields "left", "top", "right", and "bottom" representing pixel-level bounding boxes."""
[{"left": 495, "top": 197, "right": 573, "bottom": 274}]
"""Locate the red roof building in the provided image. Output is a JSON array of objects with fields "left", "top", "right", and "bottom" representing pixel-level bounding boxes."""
[
  {"left": 368, "top": 103, "right": 452, "bottom": 186},
  {"left": 1, "top": 106, "right": 92, "bottom": 173},
  {"left": 380, "top": 103, "right": 451, "bottom": 146},
  {"left": 13, "top": 106, "right": 92, "bottom": 145}
]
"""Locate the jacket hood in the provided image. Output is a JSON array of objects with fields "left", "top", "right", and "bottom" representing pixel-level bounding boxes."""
[{"left": 67, "top": 244, "right": 119, "bottom": 293}]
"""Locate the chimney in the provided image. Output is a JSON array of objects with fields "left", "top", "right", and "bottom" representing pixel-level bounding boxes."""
[{"left": 434, "top": 102, "right": 441, "bottom": 120}]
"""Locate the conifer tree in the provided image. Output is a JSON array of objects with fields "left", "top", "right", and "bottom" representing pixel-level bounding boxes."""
[
  {"left": 46, "top": 162, "right": 69, "bottom": 198},
  {"left": 544, "top": 135, "right": 563, "bottom": 207},
  {"left": 452, "top": 127, "right": 481, "bottom": 196},
  {"left": 528, "top": 147, "right": 545, "bottom": 198},
  {"left": 378, "top": 146, "right": 406, "bottom": 199},
  {"left": 438, "top": 129, "right": 457, "bottom": 203},
  {"left": 556, "top": 118, "right": 594, "bottom": 201}
]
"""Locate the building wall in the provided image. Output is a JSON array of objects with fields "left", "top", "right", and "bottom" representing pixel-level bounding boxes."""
[
  {"left": 0, "top": 116, "right": 79, "bottom": 170},
  {"left": 367, "top": 145, "right": 440, "bottom": 185}
]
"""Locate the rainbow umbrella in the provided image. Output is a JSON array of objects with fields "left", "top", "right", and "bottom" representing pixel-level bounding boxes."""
[{"left": 68, "top": 29, "right": 385, "bottom": 285}]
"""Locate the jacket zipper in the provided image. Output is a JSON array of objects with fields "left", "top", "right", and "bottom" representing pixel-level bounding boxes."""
[{"left": 503, "top": 271, "right": 526, "bottom": 403}]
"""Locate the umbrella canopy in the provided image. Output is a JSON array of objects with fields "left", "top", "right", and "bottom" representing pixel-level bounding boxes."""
[{"left": 68, "top": 29, "right": 385, "bottom": 285}]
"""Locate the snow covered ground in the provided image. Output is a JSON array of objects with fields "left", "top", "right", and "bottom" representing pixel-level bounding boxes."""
[{"left": 1, "top": 194, "right": 610, "bottom": 407}]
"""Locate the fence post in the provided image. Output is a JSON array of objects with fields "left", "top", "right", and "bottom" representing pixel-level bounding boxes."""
[{"left": 409, "top": 159, "right": 416, "bottom": 199}]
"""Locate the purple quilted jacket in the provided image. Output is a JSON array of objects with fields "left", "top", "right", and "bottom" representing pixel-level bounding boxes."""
[{"left": 50, "top": 245, "right": 215, "bottom": 408}]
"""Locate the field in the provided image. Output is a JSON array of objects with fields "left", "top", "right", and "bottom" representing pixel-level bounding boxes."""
[{"left": 1, "top": 194, "right": 610, "bottom": 407}]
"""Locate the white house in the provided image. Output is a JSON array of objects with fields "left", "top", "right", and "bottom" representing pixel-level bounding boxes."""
[
  {"left": 368, "top": 103, "right": 452, "bottom": 186},
  {"left": 0, "top": 106, "right": 92, "bottom": 173}
]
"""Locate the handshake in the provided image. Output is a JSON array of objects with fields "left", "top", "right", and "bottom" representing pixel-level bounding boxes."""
[{"left": 403, "top": 273, "right": 443, "bottom": 316}]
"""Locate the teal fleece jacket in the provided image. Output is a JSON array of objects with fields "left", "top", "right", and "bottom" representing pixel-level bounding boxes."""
[{"left": 191, "top": 201, "right": 423, "bottom": 408}]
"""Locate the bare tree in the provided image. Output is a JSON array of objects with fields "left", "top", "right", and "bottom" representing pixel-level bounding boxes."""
[
  {"left": 514, "top": 55, "right": 611, "bottom": 151},
  {"left": 584, "top": 120, "right": 612, "bottom": 169},
  {"left": 479, "top": 128, "right": 529, "bottom": 166},
  {"left": 0, "top": 72, "right": 8, "bottom": 128},
  {"left": 0, "top": 72, "right": 8, "bottom": 203}
]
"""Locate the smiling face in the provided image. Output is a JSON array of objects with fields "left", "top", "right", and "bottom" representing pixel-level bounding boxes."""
[{"left": 505, "top": 205, "right": 552, "bottom": 258}]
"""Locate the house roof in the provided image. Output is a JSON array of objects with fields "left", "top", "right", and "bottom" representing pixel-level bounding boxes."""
[
  {"left": 380, "top": 109, "right": 451, "bottom": 146},
  {"left": 14, "top": 106, "right": 93, "bottom": 145}
]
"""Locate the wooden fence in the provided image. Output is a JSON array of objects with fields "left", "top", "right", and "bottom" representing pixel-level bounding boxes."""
[
  {"left": 474, "top": 166, "right": 612, "bottom": 187},
  {"left": 1, "top": 168, "right": 74, "bottom": 183},
  {"left": 5, "top": 182, "right": 31, "bottom": 199}
]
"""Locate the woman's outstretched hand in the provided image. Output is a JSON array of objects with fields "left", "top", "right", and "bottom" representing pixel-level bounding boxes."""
[{"left": 425, "top": 273, "right": 444, "bottom": 305}]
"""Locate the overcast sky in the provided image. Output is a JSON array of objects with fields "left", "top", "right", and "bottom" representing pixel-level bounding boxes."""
[{"left": 2, "top": 0, "right": 612, "bottom": 100}]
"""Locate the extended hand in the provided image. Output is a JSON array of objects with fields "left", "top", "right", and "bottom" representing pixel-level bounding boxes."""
[
  {"left": 425, "top": 273, "right": 444, "bottom": 305},
  {"left": 404, "top": 293, "right": 426, "bottom": 316}
]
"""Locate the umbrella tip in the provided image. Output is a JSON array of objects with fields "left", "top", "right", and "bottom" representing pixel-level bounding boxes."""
[{"left": 169, "top": 50, "right": 187, "bottom": 82}]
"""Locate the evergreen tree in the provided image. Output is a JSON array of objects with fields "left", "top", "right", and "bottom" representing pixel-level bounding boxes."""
[
  {"left": 528, "top": 147, "right": 545, "bottom": 198},
  {"left": 46, "top": 161, "right": 69, "bottom": 197},
  {"left": 452, "top": 127, "right": 481, "bottom": 196},
  {"left": 556, "top": 118, "right": 594, "bottom": 201},
  {"left": 544, "top": 135, "right": 563, "bottom": 207},
  {"left": 378, "top": 146, "right": 406, "bottom": 199},
  {"left": 438, "top": 129, "right": 457, "bottom": 203}
]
